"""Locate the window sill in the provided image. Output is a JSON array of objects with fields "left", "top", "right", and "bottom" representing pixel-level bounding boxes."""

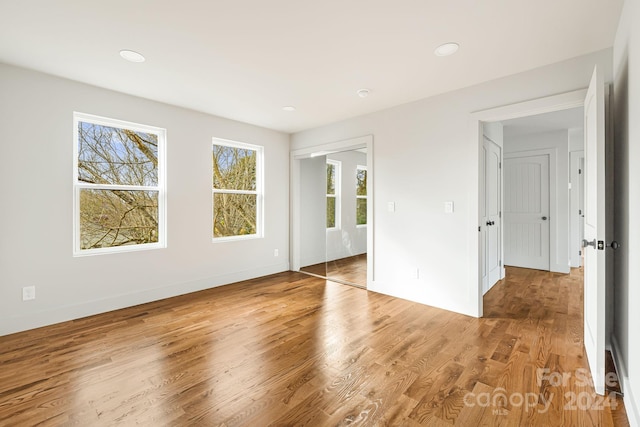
[
  {"left": 212, "top": 234, "right": 263, "bottom": 243},
  {"left": 73, "top": 242, "right": 166, "bottom": 257}
]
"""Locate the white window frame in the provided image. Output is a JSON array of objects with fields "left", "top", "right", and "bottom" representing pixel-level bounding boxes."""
[
  {"left": 73, "top": 112, "right": 167, "bottom": 256},
  {"left": 356, "top": 165, "right": 367, "bottom": 227},
  {"left": 212, "top": 137, "right": 264, "bottom": 242},
  {"left": 326, "top": 159, "right": 341, "bottom": 230}
]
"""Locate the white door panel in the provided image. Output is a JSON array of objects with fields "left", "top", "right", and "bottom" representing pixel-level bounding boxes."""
[
  {"left": 504, "top": 155, "right": 550, "bottom": 270},
  {"left": 482, "top": 137, "right": 502, "bottom": 293},
  {"left": 570, "top": 151, "right": 585, "bottom": 268},
  {"left": 579, "top": 157, "right": 585, "bottom": 249},
  {"left": 583, "top": 66, "right": 606, "bottom": 396},
  {"left": 480, "top": 145, "right": 487, "bottom": 282}
]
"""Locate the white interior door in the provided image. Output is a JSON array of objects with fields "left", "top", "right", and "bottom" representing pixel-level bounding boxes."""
[
  {"left": 583, "top": 66, "right": 606, "bottom": 395},
  {"left": 570, "top": 151, "right": 585, "bottom": 268},
  {"left": 579, "top": 156, "right": 585, "bottom": 254},
  {"left": 503, "top": 154, "right": 550, "bottom": 270},
  {"left": 482, "top": 137, "right": 502, "bottom": 293}
]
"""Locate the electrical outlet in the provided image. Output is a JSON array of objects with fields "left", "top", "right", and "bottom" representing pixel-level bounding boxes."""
[
  {"left": 274, "top": 249, "right": 279, "bottom": 257},
  {"left": 22, "top": 286, "right": 36, "bottom": 301},
  {"left": 412, "top": 268, "right": 420, "bottom": 279}
]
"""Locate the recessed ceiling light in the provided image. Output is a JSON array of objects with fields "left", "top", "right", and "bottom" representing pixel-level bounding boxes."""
[
  {"left": 119, "top": 49, "right": 146, "bottom": 63},
  {"left": 282, "top": 106, "right": 296, "bottom": 111},
  {"left": 357, "top": 88, "right": 370, "bottom": 98},
  {"left": 434, "top": 42, "right": 459, "bottom": 57}
]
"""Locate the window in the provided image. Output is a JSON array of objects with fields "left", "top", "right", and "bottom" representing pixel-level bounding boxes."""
[
  {"left": 212, "top": 138, "right": 263, "bottom": 240},
  {"left": 326, "top": 159, "right": 340, "bottom": 229},
  {"left": 73, "top": 113, "right": 166, "bottom": 255},
  {"left": 356, "top": 165, "right": 367, "bottom": 226}
]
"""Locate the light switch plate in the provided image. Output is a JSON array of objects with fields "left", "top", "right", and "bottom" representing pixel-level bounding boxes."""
[
  {"left": 388, "top": 202, "right": 396, "bottom": 212},
  {"left": 445, "top": 201, "right": 454, "bottom": 213}
]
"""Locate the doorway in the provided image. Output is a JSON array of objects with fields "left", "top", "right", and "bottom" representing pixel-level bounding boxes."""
[
  {"left": 473, "top": 78, "right": 611, "bottom": 396},
  {"left": 482, "top": 107, "right": 584, "bottom": 279},
  {"left": 471, "top": 89, "right": 587, "bottom": 317}
]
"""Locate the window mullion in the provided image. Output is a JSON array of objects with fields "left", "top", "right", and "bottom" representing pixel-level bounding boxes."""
[
  {"left": 212, "top": 188, "right": 258, "bottom": 195},
  {"left": 76, "top": 183, "right": 158, "bottom": 191}
]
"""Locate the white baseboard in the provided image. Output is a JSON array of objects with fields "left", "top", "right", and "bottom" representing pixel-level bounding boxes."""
[
  {"left": 368, "top": 279, "right": 478, "bottom": 319},
  {"left": 0, "top": 262, "right": 289, "bottom": 337},
  {"left": 300, "top": 255, "right": 326, "bottom": 268},
  {"left": 612, "top": 335, "right": 640, "bottom": 427}
]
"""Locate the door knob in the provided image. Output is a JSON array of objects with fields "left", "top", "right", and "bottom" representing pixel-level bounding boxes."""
[
  {"left": 608, "top": 241, "right": 621, "bottom": 250},
  {"left": 542, "top": 216, "right": 548, "bottom": 220},
  {"left": 582, "top": 239, "right": 596, "bottom": 248}
]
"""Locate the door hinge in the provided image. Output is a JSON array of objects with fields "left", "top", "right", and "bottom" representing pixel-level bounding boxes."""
[
  {"left": 499, "top": 211, "right": 502, "bottom": 218},
  {"left": 579, "top": 250, "right": 582, "bottom": 256},
  {"left": 579, "top": 209, "right": 582, "bottom": 215},
  {"left": 499, "top": 162, "right": 502, "bottom": 169},
  {"left": 499, "top": 260, "right": 502, "bottom": 267},
  {"left": 579, "top": 168, "right": 582, "bottom": 174}
]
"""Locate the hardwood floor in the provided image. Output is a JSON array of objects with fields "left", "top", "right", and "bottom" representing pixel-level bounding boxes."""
[
  {"left": 326, "top": 254, "right": 367, "bottom": 288},
  {"left": 0, "top": 267, "right": 629, "bottom": 426},
  {"left": 301, "top": 254, "right": 367, "bottom": 288}
]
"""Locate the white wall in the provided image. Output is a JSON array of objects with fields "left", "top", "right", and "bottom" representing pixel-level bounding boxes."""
[
  {"left": 299, "top": 156, "right": 327, "bottom": 267},
  {"left": 0, "top": 64, "right": 290, "bottom": 336},
  {"left": 291, "top": 49, "right": 612, "bottom": 317},
  {"left": 612, "top": 0, "right": 640, "bottom": 423},
  {"left": 568, "top": 127, "right": 585, "bottom": 151},
  {"left": 503, "top": 130, "right": 570, "bottom": 273},
  {"left": 326, "top": 150, "right": 368, "bottom": 261}
]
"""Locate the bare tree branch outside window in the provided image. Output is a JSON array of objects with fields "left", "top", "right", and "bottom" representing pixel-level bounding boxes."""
[
  {"left": 356, "top": 167, "right": 367, "bottom": 225},
  {"left": 76, "top": 119, "right": 161, "bottom": 251},
  {"left": 212, "top": 142, "right": 261, "bottom": 238},
  {"left": 326, "top": 162, "right": 336, "bottom": 228}
]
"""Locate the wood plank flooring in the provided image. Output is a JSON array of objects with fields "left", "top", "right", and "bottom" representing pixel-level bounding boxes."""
[
  {"left": 301, "top": 254, "right": 367, "bottom": 288},
  {"left": 326, "top": 255, "right": 367, "bottom": 288},
  {"left": 0, "top": 267, "right": 629, "bottom": 426}
]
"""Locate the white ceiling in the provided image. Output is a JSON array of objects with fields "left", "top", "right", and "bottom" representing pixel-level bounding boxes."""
[
  {"left": 503, "top": 107, "right": 584, "bottom": 138},
  {"left": 0, "top": 0, "right": 623, "bottom": 133}
]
